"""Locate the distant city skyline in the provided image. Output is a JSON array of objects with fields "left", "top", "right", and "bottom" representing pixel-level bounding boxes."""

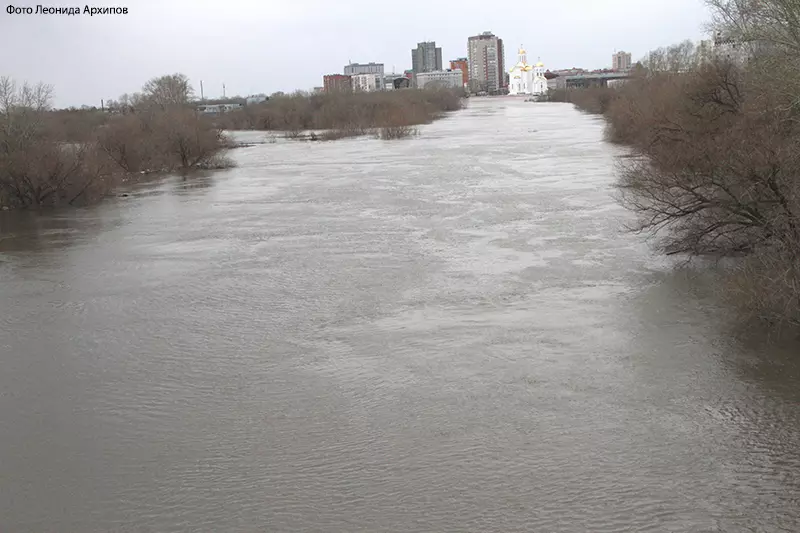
[{"left": 0, "top": 0, "right": 711, "bottom": 107}]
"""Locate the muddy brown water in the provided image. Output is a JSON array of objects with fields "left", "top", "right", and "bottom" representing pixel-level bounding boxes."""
[{"left": 1, "top": 99, "right": 799, "bottom": 532}]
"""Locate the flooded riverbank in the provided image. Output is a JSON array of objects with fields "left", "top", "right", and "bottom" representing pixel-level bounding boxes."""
[{"left": 1, "top": 99, "right": 798, "bottom": 532}]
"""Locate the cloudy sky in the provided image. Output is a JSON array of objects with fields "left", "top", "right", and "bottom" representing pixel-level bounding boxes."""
[{"left": 0, "top": 0, "right": 711, "bottom": 107}]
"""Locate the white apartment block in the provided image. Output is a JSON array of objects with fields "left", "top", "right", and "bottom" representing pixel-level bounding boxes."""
[
  {"left": 351, "top": 73, "right": 378, "bottom": 92},
  {"left": 344, "top": 62, "right": 384, "bottom": 76},
  {"left": 246, "top": 94, "right": 268, "bottom": 105},
  {"left": 414, "top": 70, "right": 464, "bottom": 90},
  {"left": 197, "top": 103, "right": 243, "bottom": 114}
]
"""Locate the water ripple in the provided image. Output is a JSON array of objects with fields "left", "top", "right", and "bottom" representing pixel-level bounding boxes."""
[{"left": 0, "top": 99, "right": 798, "bottom": 533}]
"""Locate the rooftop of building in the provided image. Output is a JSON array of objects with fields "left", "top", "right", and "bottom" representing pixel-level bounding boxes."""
[{"left": 417, "top": 69, "right": 462, "bottom": 74}]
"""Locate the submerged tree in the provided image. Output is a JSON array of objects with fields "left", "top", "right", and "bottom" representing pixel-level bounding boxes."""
[
  {"left": 0, "top": 76, "right": 113, "bottom": 207},
  {"left": 599, "top": 0, "right": 800, "bottom": 325}
]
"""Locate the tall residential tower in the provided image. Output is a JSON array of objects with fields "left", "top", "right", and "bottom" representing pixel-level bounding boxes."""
[
  {"left": 612, "top": 51, "right": 632, "bottom": 71},
  {"left": 411, "top": 41, "right": 443, "bottom": 75},
  {"left": 467, "top": 31, "right": 505, "bottom": 94}
]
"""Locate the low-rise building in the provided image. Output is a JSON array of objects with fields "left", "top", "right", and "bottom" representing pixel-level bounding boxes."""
[
  {"left": 552, "top": 67, "right": 588, "bottom": 76},
  {"left": 547, "top": 77, "right": 564, "bottom": 91},
  {"left": 382, "top": 73, "right": 411, "bottom": 90},
  {"left": 344, "top": 62, "right": 384, "bottom": 76},
  {"left": 246, "top": 94, "right": 269, "bottom": 105},
  {"left": 351, "top": 73, "right": 378, "bottom": 92},
  {"left": 415, "top": 69, "right": 464, "bottom": 90},
  {"left": 449, "top": 58, "right": 469, "bottom": 88},
  {"left": 343, "top": 62, "right": 385, "bottom": 91},
  {"left": 197, "top": 103, "right": 243, "bottom": 115}
]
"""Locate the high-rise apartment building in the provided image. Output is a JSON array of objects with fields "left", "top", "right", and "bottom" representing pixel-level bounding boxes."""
[
  {"left": 411, "top": 42, "right": 443, "bottom": 75},
  {"left": 449, "top": 58, "right": 469, "bottom": 87},
  {"left": 612, "top": 51, "right": 632, "bottom": 71},
  {"left": 467, "top": 31, "right": 505, "bottom": 94},
  {"left": 323, "top": 74, "right": 352, "bottom": 92}
]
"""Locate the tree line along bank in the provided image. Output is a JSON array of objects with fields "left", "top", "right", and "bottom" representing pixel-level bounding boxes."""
[
  {"left": 550, "top": 0, "right": 800, "bottom": 330},
  {"left": 0, "top": 74, "right": 463, "bottom": 210}
]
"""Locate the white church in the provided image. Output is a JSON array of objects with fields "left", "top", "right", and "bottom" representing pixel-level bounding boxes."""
[{"left": 508, "top": 46, "right": 548, "bottom": 96}]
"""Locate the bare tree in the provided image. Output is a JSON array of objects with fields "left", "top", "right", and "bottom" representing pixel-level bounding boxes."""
[
  {"left": 0, "top": 77, "right": 53, "bottom": 149},
  {"left": 641, "top": 40, "right": 702, "bottom": 73},
  {"left": 215, "top": 88, "right": 463, "bottom": 134},
  {"left": 155, "top": 109, "right": 228, "bottom": 170},
  {"left": 535, "top": 0, "right": 800, "bottom": 326},
  {"left": 0, "top": 77, "right": 117, "bottom": 207},
  {"left": 706, "top": 0, "right": 800, "bottom": 54},
  {"left": 141, "top": 73, "right": 194, "bottom": 109},
  {"left": 0, "top": 76, "right": 53, "bottom": 112}
]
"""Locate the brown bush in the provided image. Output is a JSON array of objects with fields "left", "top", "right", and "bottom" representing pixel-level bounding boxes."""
[
  {"left": 96, "top": 113, "right": 161, "bottom": 173},
  {"left": 1, "top": 73, "right": 231, "bottom": 209},
  {"left": 558, "top": 5, "right": 800, "bottom": 328},
  {"left": 217, "top": 88, "right": 463, "bottom": 134},
  {"left": 726, "top": 243, "right": 800, "bottom": 328},
  {"left": 613, "top": 59, "right": 800, "bottom": 260},
  {"left": 318, "top": 127, "right": 365, "bottom": 141},
  {"left": 152, "top": 109, "right": 228, "bottom": 171},
  {"left": 0, "top": 77, "right": 116, "bottom": 207},
  {"left": 545, "top": 87, "right": 619, "bottom": 115},
  {"left": 95, "top": 105, "right": 229, "bottom": 173},
  {"left": 377, "top": 125, "right": 418, "bottom": 140},
  {"left": 0, "top": 138, "right": 117, "bottom": 208},
  {"left": 48, "top": 108, "right": 109, "bottom": 142}
]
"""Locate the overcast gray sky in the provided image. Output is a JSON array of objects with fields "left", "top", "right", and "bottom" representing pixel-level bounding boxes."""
[{"left": 0, "top": 0, "right": 711, "bottom": 108}]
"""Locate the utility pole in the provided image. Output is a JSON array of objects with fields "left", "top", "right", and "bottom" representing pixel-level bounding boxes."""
[
  {"left": 223, "top": 83, "right": 226, "bottom": 99},
  {"left": 200, "top": 80, "right": 204, "bottom": 101},
  {"left": 100, "top": 99, "right": 104, "bottom": 112}
]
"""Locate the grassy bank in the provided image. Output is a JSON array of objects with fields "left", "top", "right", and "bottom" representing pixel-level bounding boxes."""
[{"left": 551, "top": 2, "right": 800, "bottom": 329}]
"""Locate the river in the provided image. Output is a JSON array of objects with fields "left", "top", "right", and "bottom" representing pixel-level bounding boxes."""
[{"left": 1, "top": 99, "right": 799, "bottom": 532}]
